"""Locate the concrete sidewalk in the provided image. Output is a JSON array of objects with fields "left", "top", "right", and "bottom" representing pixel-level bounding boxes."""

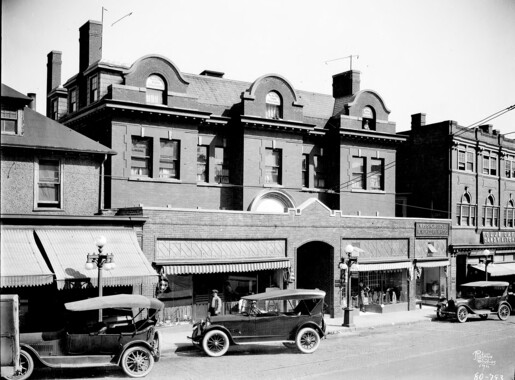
[{"left": 156, "top": 305, "right": 437, "bottom": 352}]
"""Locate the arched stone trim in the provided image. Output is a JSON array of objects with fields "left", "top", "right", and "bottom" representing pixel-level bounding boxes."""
[
  {"left": 346, "top": 89, "right": 391, "bottom": 114},
  {"left": 244, "top": 73, "right": 301, "bottom": 105},
  {"left": 248, "top": 189, "right": 296, "bottom": 212},
  {"left": 123, "top": 54, "right": 189, "bottom": 90}
]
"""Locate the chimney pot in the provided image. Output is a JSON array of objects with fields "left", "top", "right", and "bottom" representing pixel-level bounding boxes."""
[{"left": 27, "top": 93, "right": 36, "bottom": 110}]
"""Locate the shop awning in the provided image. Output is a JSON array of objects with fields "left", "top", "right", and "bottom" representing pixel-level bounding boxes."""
[
  {"left": 416, "top": 258, "right": 450, "bottom": 268},
  {"left": 35, "top": 229, "right": 158, "bottom": 290},
  {"left": 161, "top": 258, "right": 291, "bottom": 275},
  {"left": 350, "top": 260, "right": 411, "bottom": 272},
  {"left": 0, "top": 229, "right": 54, "bottom": 288},
  {"left": 470, "top": 262, "right": 515, "bottom": 277}
]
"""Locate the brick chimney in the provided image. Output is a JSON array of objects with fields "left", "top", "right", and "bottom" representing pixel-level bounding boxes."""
[
  {"left": 79, "top": 20, "right": 103, "bottom": 72},
  {"left": 27, "top": 93, "right": 36, "bottom": 110},
  {"left": 47, "top": 51, "right": 62, "bottom": 94},
  {"left": 411, "top": 113, "right": 426, "bottom": 129},
  {"left": 332, "top": 70, "right": 360, "bottom": 98}
]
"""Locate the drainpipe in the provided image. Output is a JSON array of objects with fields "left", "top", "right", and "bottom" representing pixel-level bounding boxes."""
[{"left": 99, "top": 154, "right": 107, "bottom": 212}]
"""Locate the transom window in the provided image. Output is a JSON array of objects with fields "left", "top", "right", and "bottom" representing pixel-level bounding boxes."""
[
  {"left": 265, "top": 148, "right": 282, "bottom": 184},
  {"left": 89, "top": 75, "right": 99, "bottom": 103},
  {"left": 302, "top": 154, "right": 309, "bottom": 188},
  {"left": 314, "top": 155, "right": 326, "bottom": 188},
  {"left": 351, "top": 157, "right": 365, "bottom": 189},
  {"left": 482, "top": 150, "right": 498, "bottom": 176},
  {"left": 370, "top": 158, "right": 384, "bottom": 190},
  {"left": 69, "top": 88, "right": 78, "bottom": 113},
  {"left": 131, "top": 137, "right": 152, "bottom": 177},
  {"left": 505, "top": 200, "right": 515, "bottom": 228},
  {"left": 482, "top": 194, "right": 499, "bottom": 227},
  {"left": 1, "top": 105, "right": 19, "bottom": 134},
  {"left": 197, "top": 145, "right": 208, "bottom": 182},
  {"left": 215, "top": 147, "right": 230, "bottom": 184},
  {"left": 505, "top": 155, "right": 515, "bottom": 178},
  {"left": 159, "top": 139, "right": 179, "bottom": 179},
  {"left": 457, "top": 145, "right": 474, "bottom": 172},
  {"left": 37, "top": 158, "right": 61, "bottom": 208},
  {"left": 456, "top": 192, "right": 476, "bottom": 226},
  {"left": 146, "top": 75, "right": 166, "bottom": 105},
  {"left": 266, "top": 91, "right": 282, "bottom": 120}
]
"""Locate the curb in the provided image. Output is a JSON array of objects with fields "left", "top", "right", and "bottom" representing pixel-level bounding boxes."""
[{"left": 326, "top": 316, "right": 434, "bottom": 336}]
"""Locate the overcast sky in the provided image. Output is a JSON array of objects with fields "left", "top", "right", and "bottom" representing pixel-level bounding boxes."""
[{"left": 3, "top": 0, "right": 514, "bottom": 135}]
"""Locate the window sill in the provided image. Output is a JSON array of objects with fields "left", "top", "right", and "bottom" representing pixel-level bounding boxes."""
[
  {"left": 197, "top": 182, "right": 238, "bottom": 188},
  {"left": 34, "top": 207, "right": 64, "bottom": 212},
  {"left": 301, "top": 187, "right": 336, "bottom": 194},
  {"left": 129, "top": 176, "right": 181, "bottom": 184},
  {"left": 351, "top": 189, "right": 385, "bottom": 194}
]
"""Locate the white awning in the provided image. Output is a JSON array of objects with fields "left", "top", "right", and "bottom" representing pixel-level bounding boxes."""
[
  {"left": 161, "top": 259, "right": 291, "bottom": 275},
  {"left": 416, "top": 259, "right": 450, "bottom": 268},
  {"left": 349, "top": 261, "right": 411, "bottom": 272},
  {"left": 471, "top": 262, "right": 515, "bottom": 277}
]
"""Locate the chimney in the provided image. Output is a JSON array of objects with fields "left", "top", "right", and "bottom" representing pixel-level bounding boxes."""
[
  {"left": 332, "top": 70, "right": 360, "bottom": 98},
  {"left": 478, "top": 124, "right": 493, "bottom": 134},
  {"left": 47, "top": 51, "right": 62, "bottom": 94},
  {"left": 411, "top": 113, "right": 426, "bottom": 129},
  {"left": 79, "top": 20, "right": 103, "bottom": 72},
  {"left": 27, "top": 93, "right": 36, "bottom": 110}
]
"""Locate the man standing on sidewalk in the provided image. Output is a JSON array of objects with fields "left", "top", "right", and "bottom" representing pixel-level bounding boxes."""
[{"left": 208, "top": 289, "right": 222, "bottom": 316}]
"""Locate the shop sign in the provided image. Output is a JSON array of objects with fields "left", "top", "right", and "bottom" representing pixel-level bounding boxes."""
[
  {"left": 415, "top": 223, "right": 449, "bottom": 237},
  {"left": 482, "top": 231, "right": 515, "bottom": 244}
]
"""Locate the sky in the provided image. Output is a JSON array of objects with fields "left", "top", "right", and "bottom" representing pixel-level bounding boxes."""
[{"left": 2, "top": 0, "right": 515, "bottom": 135}]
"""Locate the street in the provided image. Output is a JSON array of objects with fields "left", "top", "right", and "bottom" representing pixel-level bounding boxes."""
[{"left": 29, "top": 315, "right": 515, "bottom": 380}]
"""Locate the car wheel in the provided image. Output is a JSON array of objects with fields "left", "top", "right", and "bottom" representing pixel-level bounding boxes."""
[
  {"left": 152, "top": 335, "right": 160, "bottom": 362},
  {"left": 498, "top": 304, "right": 510, "bottom": 321},
  {"left": 202, "top": 329, "right": 230, "bottom": 357},
  {"left": 121, "top": 346, "right": 154, "bottom": 378},
  {"left": 479, "top": 314, "right": 488, "bottom": 320},
  {"left": 436, "top": 310, "right": 442, "bottom": 320},
  {"left": 283, "top": 342, "right": 297, "bottom": 350},
  {"left": 295, "top": 327, "right": 320, "bottom": 354},
  {"left": 7, "top": 349, "right": 34, "bottom": 380},
  {"left": 456, "top": 306, "right": 468, "bottom": 323}
]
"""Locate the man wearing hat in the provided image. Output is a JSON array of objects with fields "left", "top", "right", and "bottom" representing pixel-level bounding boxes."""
[{"left": 208, "top": 289, "right": 222, "bottom": 316}]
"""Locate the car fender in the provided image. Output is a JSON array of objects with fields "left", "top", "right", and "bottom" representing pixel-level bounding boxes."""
[
  {"left": 456, "top": 304, "right": 475, "bottom": 314},
  {"left": 114, "top": 340, "right": 154, "bottom": 365},
  {"left": 497, "top": 301, "right": 512, "bottom": 312},
  {"left": 203, "top": 325, "right": 236, "bottom": 345},
  {"left": 292, "top": 321, "right": 325, "bottom": 340},
  {"left": 18, "top": 344, "right": 43, "bottom": 366}
]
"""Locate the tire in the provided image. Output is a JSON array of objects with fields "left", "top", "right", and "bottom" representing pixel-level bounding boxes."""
[
  {"left": 295, "top": 327, "right": 320, "bottom": 354},
  {"left": 7, "top": 349, "right": 34, "bottom": 380},
  {"left": 456, "top": 306, "right": 468, "bottom": 323},
  {"left": 436, "top": 310, "right": 442, "bottom": 320},
  {"left": 283, "top": 342, "right": 297, "bottom": 350},
  {"left": 498, "top": 304, "right": 510, "bottom": 321},
  {"left": 202, "top": 329, "right": 230, "bottom": 357},
  {"left": 121, "top": 346, "right": 154, "bottom": 378},
  {"left": 479, "top": 314, "right": 488, "bottom": 320},
  {"left": 152, "top": 335, "right": 161, "bottom": 362}
]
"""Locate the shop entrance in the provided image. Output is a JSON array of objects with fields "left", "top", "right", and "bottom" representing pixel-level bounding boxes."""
[{"left": 296, "top": 241, "right": 334, "bottom": 317}]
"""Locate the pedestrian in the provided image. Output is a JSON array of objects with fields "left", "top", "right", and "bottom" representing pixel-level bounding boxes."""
[
  {"left": 358, "top": 282, "right": 369, "bottom": 312},
  {"left": 208, "top": 289, "right": 222, "bottom": 316}
]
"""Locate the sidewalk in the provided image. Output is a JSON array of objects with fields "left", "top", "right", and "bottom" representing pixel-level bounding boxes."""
[{"left": 156, "top": 305, "right": 437, "bottom": 353}]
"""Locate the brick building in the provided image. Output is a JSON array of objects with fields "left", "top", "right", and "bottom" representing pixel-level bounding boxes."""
[{"left": 397, "top": 114, "right": 515, "bottom": 300}]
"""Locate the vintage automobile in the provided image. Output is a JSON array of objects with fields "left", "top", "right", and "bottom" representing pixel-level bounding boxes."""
[
  {"left": 436, "top": 281, "right": 512, "bottom": 323},
  {"left": 189, "top": 289, "right": 326, "bottom": 357},
  {"left": 9, "top": 294, "right": 163, "bottom": 379}
]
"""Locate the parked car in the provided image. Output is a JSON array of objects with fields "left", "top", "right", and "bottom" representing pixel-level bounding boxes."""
[
  {"left": 10, "top": 294, "right": 163, "bottom": 379},
  {"left": 189, "top": 289, "right": 326, "bottom": 357},
  {"left": 1, "top": 295, "right": 21, "bottom": 379},
  {"left": 436, "top": 281, "right": 512, "bottom": 323}
]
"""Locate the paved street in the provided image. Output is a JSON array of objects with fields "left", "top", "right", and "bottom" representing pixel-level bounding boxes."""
[{"left": 29, "top": 315, "right": 515, "bottom": 380}]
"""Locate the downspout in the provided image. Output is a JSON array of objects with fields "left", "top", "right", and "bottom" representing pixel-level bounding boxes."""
[{"left": 99, "top": 154, "right": 107, "bottom": 213}]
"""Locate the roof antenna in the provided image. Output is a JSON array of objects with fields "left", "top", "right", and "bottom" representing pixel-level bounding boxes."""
[{"left": 324, "top": 55, "right": 359, "bottom": 70}]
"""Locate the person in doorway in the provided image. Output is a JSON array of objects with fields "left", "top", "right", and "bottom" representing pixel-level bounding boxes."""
[
  {"left": 208, "top": 289, "right": 222, "bottom": 316},
  {"left": 358, "top": 282, "right": 369, "bottom": 312}
]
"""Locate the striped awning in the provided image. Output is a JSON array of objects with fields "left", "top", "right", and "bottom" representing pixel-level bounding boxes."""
[
  {"left": 35, "top": 229, "right": 159, "bottom": 290},
  {"left": 1, "top": 229, "right": 54, "bottom": 288},
  {"left": 349, "top": 261, "right": 411, "bottom": 272},
  {"left": 161, "top": 259, "right": 291, "bottom": 275},
  {"left": 416, "top": 259, "right": 450, "bottom": 268},
  {"left": 471, "top": 262, "right": 515, "bottom": 277}
]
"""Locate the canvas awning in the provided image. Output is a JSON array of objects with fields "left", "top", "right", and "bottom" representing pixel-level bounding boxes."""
[
  {"left": 349, "top": 260, "right": 411, "bottom": 272},
  {"left": 0, "top": 229, "right": 54, "bottom": 288},
  {"left": 416, "top": 258, "right": 450, "bottom": 268},
  {"left": 470, "top": 262, "right": 515, "bottom": 277},
  {"left": 35, "top": 229, "right": 158, "bottom": 290},
  {"left": 160, "top": 258, "right": 291, "bottom": 275}
]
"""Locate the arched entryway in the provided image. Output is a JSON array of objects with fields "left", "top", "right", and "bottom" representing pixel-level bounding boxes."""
[{"left": 296, "top": 241, "right": 334, "bottom": 317}]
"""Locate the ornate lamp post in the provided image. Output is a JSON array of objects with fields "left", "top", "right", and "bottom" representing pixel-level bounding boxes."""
[
  {"left": 339, "top": 244, "right": 359, "bottom": 327},
  {"left": 85, "top": 236, "right": 115, "bottom": 322},
  {"left": 482, "top": 249, "right": 493, "bottom": 281}
]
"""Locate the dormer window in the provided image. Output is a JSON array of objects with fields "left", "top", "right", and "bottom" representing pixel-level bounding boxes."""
[
  {"left": 146, "top": 75, "right": 166, "bottom": 105},
  {"left": 362, "top": 106, "right": 375, "bottom": 130},
  {"left": 266, "top": 91, "right": 282, "bottom": 119},
  {"left": 1, "top": 105, "right": 19, "bottom": 134},
  {"left": 69, "top": 88, "right": 78, "bottom": 113}
]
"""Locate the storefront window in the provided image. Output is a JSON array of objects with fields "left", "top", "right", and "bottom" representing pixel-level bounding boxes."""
[
  {"left": 354, "top": 270, "right": 408, "bottom": 308},
  {"left": 416, "top": 267, "right": 446, "bottom": 304}
]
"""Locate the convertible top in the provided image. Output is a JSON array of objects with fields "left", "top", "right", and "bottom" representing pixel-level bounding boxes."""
[
  {"left": 65, "top": 294, "right": 164, "bottom": 311},
  {"left": 461, "top": 281, "right": 509, "bottom": 288},
  {"left": 242, "top": 289, "right": 326, "bottom": 301}
]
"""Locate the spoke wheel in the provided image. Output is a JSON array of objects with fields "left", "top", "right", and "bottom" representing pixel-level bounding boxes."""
[
  {"left": 498, "top": 304, "right": 510, "bottom": 321},
  {"left": 7, "top": 349, "right": 34, "bottom": 380},
  {"left": 152, "top": 335, "right": 160, "bottom": 362},
  {"left": 202, "top": 329, "right": 229, "bottom": 357},
  {"left": 295, "top": 327, "right": 320, "bottom": 354},
  {"left": 121, "top": 346, "right": 154, "bottom": 378},
  {"left": 456, "top": 306, "right": 468, "bottom": 323}
]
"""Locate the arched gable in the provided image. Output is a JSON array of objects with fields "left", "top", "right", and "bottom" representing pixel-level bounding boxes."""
[
  {"left": 244, "top": 74, "right": 300, "bottom": 104},
  {"left": 345, "top": 89, "right": 391, "bottom": 120}
]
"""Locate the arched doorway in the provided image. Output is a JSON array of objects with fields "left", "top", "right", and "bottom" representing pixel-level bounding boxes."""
[{"left": 296, "top": 241, "right": 334, "bottom": 317}]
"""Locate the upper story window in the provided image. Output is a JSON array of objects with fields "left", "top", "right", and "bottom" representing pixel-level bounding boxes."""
[
  {"left": 456, "top": 191, "right": 476, "bottom": 226},
  {"left": 266, "top": 91, "right": 282, "bottom": 120},
  {"left": 482, "top": 150, "right": 497, "bottom": 176},
  {"left": 314, "top": 155, "right": 326, "bottom": 188},
  {"left": 146, "top": 75, "right": 166, "bottom": 105},
  {"left": 370, "top": 158, "right": 384, "bottom": 190},
  {"left": 215, "top": 146, "right": 230, "bottom": 184},
  {"left": 302, "top": 154, "right": 309, "bottom": 188},
  {"left": 69, "top": 88, "right": 78, "bottom": 113},
  {"left": 131, "top": 136, "right": 152, "bottom": 177},
  {"left": 1, "top": 105, "right": 19, "bottom": 134},
  {"left": 505, "top": 154, "right": 515, "bottom": 178},
  {"left": 362, "top": 106, "right": 375, "bottom": 130},
  {"left": 505, "top": 199, "right": 515, "bottom": 228},
  {"left": 457, "top": 145, "right": 474, "bottom": 172},
  {"left": 351, "top": 156, "right": 365, "bottom": 189},
  {"left": 51, "top": 99, "right": 59, "bottom": 120},
  {"left": 265, "top": 148, "right": 282, "bottom": 185},
  {"left": 36, "top": 158, "right": 61, "bottom": 209},
  {"left": 89, "top": 75, "right": 99, "bottom": 103},
  {"left": 159, "top": 139, "right": 180, "bottom": 179},
  {"left": 482, "top": 194, "right": 499, "bottom": 227},
  {"left": 197, "top": 145, "right": 208, "bottom": 182}
]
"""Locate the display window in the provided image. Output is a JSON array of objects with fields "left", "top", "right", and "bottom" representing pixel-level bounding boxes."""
[
  {"left": 351, "top": 270, "right": 408, "bottom": 308},
  {"left": 416, "top": 266, "right": 446, "bottom": 305}
]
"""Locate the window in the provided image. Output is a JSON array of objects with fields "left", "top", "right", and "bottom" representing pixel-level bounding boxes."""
[
  {"left": 457, "top": 145, "right": 474, "bottom": 172},
  {"left": 146, "top": 75, "right": 166, "bottom": 105},
  {"left": 131, "top": 137, "right": 152, "bottom": 177},
  {"left": 314, "top": 155, "right": 326, "bottom": 188},
  {"left": 456, "top": 192, "right": 476, "bottom": 226},
  {"left": 69, "top": 88, "right": 77, "bottom": 113},
  {"left": 482, "top": 195, "right": 499, "bottom": 227},
  {"left": 197, "top": 145, "right": 208, "bottom": 182},
  {"left": 266, "top": 91, "right": 282, "bottom": 120},
  {"left": 159, "top": 139, "right": 179, "bottom": 179},
  {"left": 362, "top": 106, "right": 375, "bottom": 130},
  {"left": 351, "top": 157, "right": 365, "bottom": 189},
  {"left": 302, "top": 154, "right": 309, "bottom": 187},
  {"left": 51, "top": 99, "right": 59, "bottom": 120},
  {"left": 265, "top": 148, "right": 282, "bottom": 184},
  {"left": 370, "top": 158, "right": 384, "bottom": 190},
  {"left": 506, "top": 155, "right": 515, "bottom": 178},
  {"left": 482, "top": 150, "right": 497, "bottom": 176},
  {"left": 89, "top": 75, "right": 99, "bottom": 103},
  {"left": 505, "top": 200, "right": 515, "bottom": 228},
  {"left": 215, "top": 147, "right": 230, "bottom": 184},
  {"left": 1, "top": 105, "right": 19, "bottom": 134},
  {"left": 37, "top": 159, "right": 61, "bottom": 208}
]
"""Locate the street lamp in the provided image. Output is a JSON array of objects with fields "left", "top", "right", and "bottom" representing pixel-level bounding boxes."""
[
  {"left": 85, "top": 235, "right": 115, "bottom": 321},
  {"left": 339, "top": 244, "right": 359, "bottom": 327},
  {"left": 482, "top": 249, "right": 493, "bottom": 281}
]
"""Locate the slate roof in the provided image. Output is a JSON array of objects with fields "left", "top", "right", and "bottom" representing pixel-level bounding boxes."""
[{"left": 1, "top": 83, "right": 32, "bottom": 102}]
